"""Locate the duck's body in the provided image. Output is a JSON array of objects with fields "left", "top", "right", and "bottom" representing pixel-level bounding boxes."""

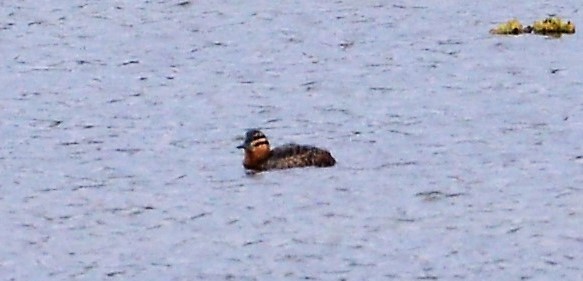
[
  {"left": 237, "top": 129, "right": 335, "bottom": 172},
  {"left": 245, "top": 143, "right": 336, "bottom": 171}
]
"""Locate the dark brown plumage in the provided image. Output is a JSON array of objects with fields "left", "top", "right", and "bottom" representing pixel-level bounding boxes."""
[{"left": 236, "top": 129, "right": 336, "bottom": 171}]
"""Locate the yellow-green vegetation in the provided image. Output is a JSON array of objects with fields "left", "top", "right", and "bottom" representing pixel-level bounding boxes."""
[
  {"left": 532, "top": 17, "right": 575, "bottom": 34},
  {"left": 490, "top": 19, "right": 525, "bottom": 35},
  {"left": 490, "top": 17, "right": 575, "bottom": 36}
]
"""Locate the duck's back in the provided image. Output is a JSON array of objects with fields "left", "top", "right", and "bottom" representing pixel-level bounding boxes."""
[{"left": 263, "top": 143, "right": 336, "bottom": 170}]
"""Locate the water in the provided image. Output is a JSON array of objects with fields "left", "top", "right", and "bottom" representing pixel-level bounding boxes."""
[{"left": 1, "top": 1, "right": 582, "bottom": 280}]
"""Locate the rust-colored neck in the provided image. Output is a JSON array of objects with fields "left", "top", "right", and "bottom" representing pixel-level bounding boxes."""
[{"left": 243, "top": 146, "right": 270, "bottom": 170}]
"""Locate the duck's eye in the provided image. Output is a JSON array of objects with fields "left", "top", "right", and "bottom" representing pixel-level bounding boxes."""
[{"left": 253, "top": 133, "right": 264, "bottom": 140}]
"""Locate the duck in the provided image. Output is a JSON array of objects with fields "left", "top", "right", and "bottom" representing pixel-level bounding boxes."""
[{"left": 236, "top": 129, "right": 336, "bottom": 171}]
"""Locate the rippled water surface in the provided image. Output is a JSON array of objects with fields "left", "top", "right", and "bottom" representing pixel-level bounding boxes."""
[{"left": 1, "top": 1, "right": 582, "bottom": 280}]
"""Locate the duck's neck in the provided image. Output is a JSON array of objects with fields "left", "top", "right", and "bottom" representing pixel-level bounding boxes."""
[{"left": 243, "top": 149, "right": 271, "bottom": 170}]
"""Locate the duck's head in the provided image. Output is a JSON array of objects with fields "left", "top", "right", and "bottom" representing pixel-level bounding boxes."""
[
  {"left": 242, "top": 129, "right": 269, "bottom": 151},
  {"left": 237, "top": 129, "right": 271, "bottom": 169},
  {"left": 237, "top": 129, "right": 270, "bottom": 150}
]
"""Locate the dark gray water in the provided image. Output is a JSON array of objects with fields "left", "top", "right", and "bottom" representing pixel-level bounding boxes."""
[{"left": 1, "top": 1, "right": 582, "bottom": 280}]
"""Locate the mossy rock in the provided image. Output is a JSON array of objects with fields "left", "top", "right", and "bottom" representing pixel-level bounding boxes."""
[
  {"left": 490, "top": 17, "right": 575, "bottom": 36},
  {"left": 490, "top": 19, "right": 526, "bottom": 35},
  {"left": 532, "top": 17, "right": 575, "bottom": 34}
]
